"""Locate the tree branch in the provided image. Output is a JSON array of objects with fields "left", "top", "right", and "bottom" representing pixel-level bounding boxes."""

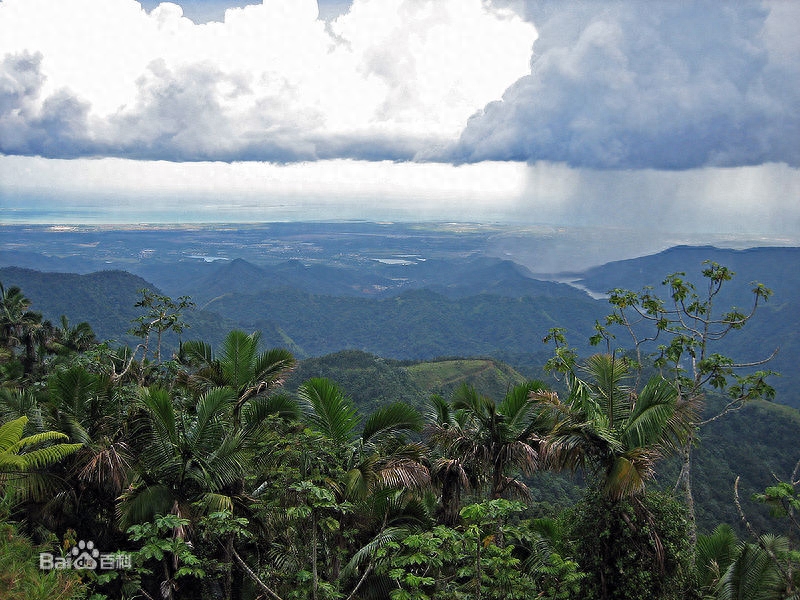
[{"left": 231, "top": 545, "right": 285, "bottom": 600}]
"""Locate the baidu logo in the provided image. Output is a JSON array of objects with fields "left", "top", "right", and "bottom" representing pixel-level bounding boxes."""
[
  {"left": 70, "top": 539, "right": 99, "bottom": 569},
  {"left": 39, "top": 539, "right": 132, "bottom": 571}
]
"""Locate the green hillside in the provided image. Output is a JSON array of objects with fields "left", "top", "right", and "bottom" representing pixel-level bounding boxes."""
[
  {"left": 284, "top": 351, "right": 529, "bottom": 414},
  {"left": 404, "top": 357, "right": 527, "bottom": 400},
  {"left": 285, "top": 349, "right": 799, "bottom": 537}
]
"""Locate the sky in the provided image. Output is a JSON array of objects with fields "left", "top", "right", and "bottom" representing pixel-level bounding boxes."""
[{"left": 0, "top": 0, "right": 799, "bottom": 241}]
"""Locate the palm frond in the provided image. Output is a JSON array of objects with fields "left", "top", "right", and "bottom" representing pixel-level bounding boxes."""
[
  {"left": 0, "top": 387, "right": 42, "bottom": 426},
  {"left": 219, "top": 330, "right": 259, "bottom": 391},
  {"left": 425, "top": 393, "right": 451, "bottom": 427},
  {"left": 451, "top": 383, "right": 493, "bottom": 427},
  {"left": 431, "top": 457, "right": 469, "bottom": 490},
  {"left": 362, "top": 402, "right": 423, "bottom": 444},
  {"left": 198, "top": 492, "right": 234, "bottom": 514},
  {"left": 717, "top": 537, "right": 788, "bottom": 600},
  {"left": 78, "top": 440, "right": 133, "bottom": 494},
  {"left": 252, "top": 347, "right": 296, "bottom": 389},
  {"left": 580, "top": 354, "right": 632, "bottom": 426},
  {"left": 179, "top": 339, "right": 214, "bottom": 367},
  {"left": 603, "top": 453, "right": 650, "bottom": 499},
  {"left": 697, "top": 524, "right": 738, "bottom": 591},
  {"left": 241, "top": 393, "right": 300, "bottom": 428},
  {"left": 497, "top": 439, "right": 538, "bottom": 475},
  {"left": 118, "top": 482, "right": 175, "bottom": 529},
  {"left": 622, "top": 375, "right": 681, "bottom": 450},
  {"left": 341, "top": 526, "right": 410, "bottom": 581},
  {"left": 137, "top": 387, "right": 177, "bottom": 444},
  {"left": 298, "top": 378, "right": 359, "bottom": 443},
  {"left": 345, "top": 456, "right": 378, "bottom": 500},
  {"left": 498, "top": 380, "right": 548, "bottom": 427},
  {"left": 376, "top": 458, "right": 430, "bottom": 491},
  {"left": 191, "top": 386, "right": 236, "bottom": 445}
]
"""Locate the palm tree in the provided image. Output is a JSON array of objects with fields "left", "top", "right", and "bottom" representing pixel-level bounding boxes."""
[
  {"left": 179, "top": 329, "right": 297, "bottom": 426},
  {"left": 429, "top": 381, "right": 549, "bottom": 506},
  {"left": 541, "top": 353, "right": 698, "bottom": 600},
  {"left": 50, "top": 316, "right": 97, "bottom": 355},
  {"left": 425, "top": 393, "right": 471, "bottom": 525},
  {"left": 539, "top": 353, "right": 696, "bottom": 500},
  {"left": 298, "top": 377, "right": 429, "bottom": 503},
  {"left": 715, "top": 534, "right": 793, "bottom": 600},
  {"left": 0, "top": 283, "right": 43, "bottom": 377},
  {"left": 119, "top": 385, "right": 248, "bottom": 528},
  {"left": 293, "top": 377, "right": 429, "bottom": 592},
  {"left": 37, "top": 365, "right": 133, "bottom": 541}
]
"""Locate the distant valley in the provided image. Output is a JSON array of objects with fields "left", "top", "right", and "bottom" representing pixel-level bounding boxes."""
[{"left": 1, "top": 223, "right": 798, "bottom": 410}]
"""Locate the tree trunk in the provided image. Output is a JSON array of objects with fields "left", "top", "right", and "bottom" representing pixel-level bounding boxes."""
[
  {"left": 312, "top": 511, "right": 319, "bottom": 600},
  {"left": 673, "top": 434, "right": 697, "bottom": 548}
]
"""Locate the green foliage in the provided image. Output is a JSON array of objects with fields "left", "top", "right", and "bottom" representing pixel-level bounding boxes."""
[
  {"left": 0, "top": 520, "right": 87, "bottom": 600},
  {"left": 563, "top": 490, "right": 696, "bottom": 600},
  {"left": 542, "top": 351, "right": 695, "bottom": 500},
  {"left": 129, "top": 288, "right": 195, "bottom": 364},
  {"left": 122, "top": 513, "right": 207, "bottom": 599},
  {"left": 3, "top": 267, "right": 800, "bottom": 600},
  {"left": 696, "top": 524, "right": 738, "bottom": 594},
  {"left": 377, "top": 500, "right": 541, "bottom": 599}
]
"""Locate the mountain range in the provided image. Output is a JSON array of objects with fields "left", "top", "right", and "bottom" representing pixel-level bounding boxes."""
[{"left": 1, "top": 240, "right": 797, "bottom": 409}]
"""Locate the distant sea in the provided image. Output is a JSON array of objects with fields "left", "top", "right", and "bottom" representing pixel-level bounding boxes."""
[{"left": 2, "top": 215, "right": 798, "bottom": 274}]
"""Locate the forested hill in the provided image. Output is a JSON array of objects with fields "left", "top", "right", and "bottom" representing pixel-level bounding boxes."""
[
  {"left": 1, "top": 244, "right": 797, "bottom": 407},
  {"left": 0, "top": 261, "right": 608, "bottom": 365},
  {"left": 281, "top": 349, "right": 800, "bottom": 538},
  {"left": 3, "top": 244, "right": 800, "bottom": 598}
]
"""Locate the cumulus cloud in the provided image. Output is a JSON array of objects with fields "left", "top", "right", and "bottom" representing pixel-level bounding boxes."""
[
  {"left": 438, "top": 0, "right": 800, "bottom": 169},
  {"left": 1, "top": 0, "right": 797, "bottom": 170},
  {"left": 0, "top": 0, "right": 536, "bottom": 161},
  {"left": 0, "top": 52, "right": 94, "bottom": 157}
]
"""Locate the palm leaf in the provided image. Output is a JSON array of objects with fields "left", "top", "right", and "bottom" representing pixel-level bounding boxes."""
[
  {"left": 452, "top": 383, "right": 493, "bottom": 427},
  {"left": 241, "top": 393, "right": 300, "bottom": 429},
  {"left": 138, "top": 387, "right": 177, "bottom": 444},
  {"left": 717, "top": 536, "right": 788, "bottom": 600},
  {"left": 622, "top": 375, "right": 681, "bottom": 451},
  {"left": 425, "top": 394, "right": 451, "bottom": 427},
  {"left": 198, "top": 492, "right": 234, "bottom": 514},
  {"left": 345, "top": 455, "right": 378, "bottom": 500},
  {"left": 580, "top": 354, "right": 632, "bottom": 427},
  {"left": 341, "top": 526, "right": 410, "bottom": 581},
  {"left": 298, "top": 378, "right": 359, "bottom": 443},
  {"left": 180, "top": 339, "right": 214, "bottom": 367},
  {"left": 0, "top": 387, "right": 42, "bottom": 425},
  {"left": 497, "top": 380, "right": 548, "bottom": 427},
  {"left": 252, "top": 347, "right": 296, "bottom": 389},
  {"left": 219, "top": 330, "right": 259, "bottom": 391},
  {"left": 118, "top": 482, "right": 175, "bottom": 529},
  {"left": 362, "top": 402, "right": 423, "bottom": 444},
  {"left": 697, "top": 524, "right": 738, "bottom": 591}
]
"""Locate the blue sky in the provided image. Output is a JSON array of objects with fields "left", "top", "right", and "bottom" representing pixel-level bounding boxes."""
[{"left": 0, "top": 0, "right": 798, "bottom": 239}]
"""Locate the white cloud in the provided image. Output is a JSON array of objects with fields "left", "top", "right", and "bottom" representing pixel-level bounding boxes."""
[
  {"left": 439, "top": 1, "right": 800, "bottom": 169},
  {"left": 0, "top": 0, "right": 536, "bottom": 160}
]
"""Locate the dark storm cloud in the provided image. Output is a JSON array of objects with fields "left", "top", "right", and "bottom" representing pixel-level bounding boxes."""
[
  {"left": 0, "top": 52, "right": 93, "bottom": 158},
  {"left": 1, "top": 1, "right": 797, "bottom": 169},
  {"left": 435, "top": 1, "right": 800, "bottom": 169}
]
